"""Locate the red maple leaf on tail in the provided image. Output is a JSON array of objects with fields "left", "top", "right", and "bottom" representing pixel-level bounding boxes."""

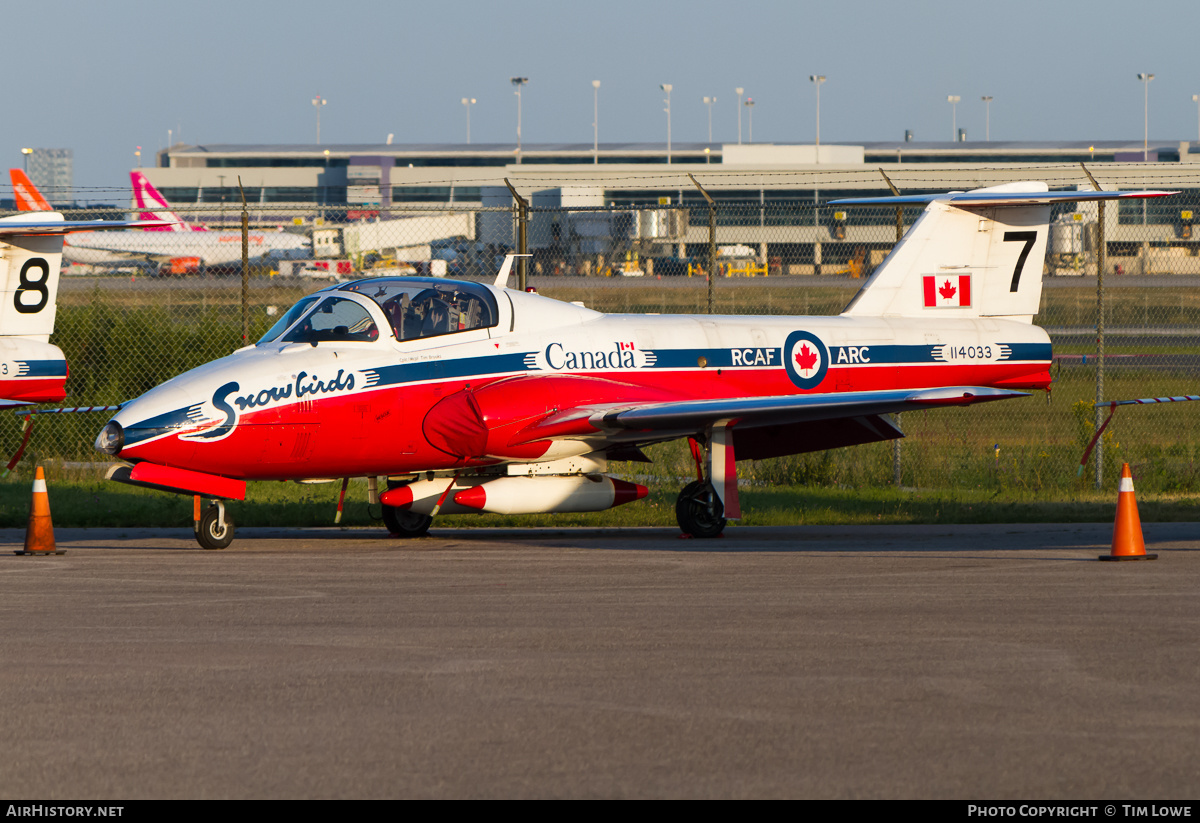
[
  {"left": 939, "top": 279, "right": 957, "bottom": 301},
  {"left": 795, "top": 344, "right": 818, "bottom": 371}
]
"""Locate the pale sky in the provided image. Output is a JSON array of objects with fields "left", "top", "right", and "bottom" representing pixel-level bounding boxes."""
[{"left": 7, "top": 0, "right": 1199, "bottom": 196}]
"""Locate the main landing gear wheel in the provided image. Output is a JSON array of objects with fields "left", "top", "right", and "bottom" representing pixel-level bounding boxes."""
[
  {"left": 675, "top": 480, "right": 726, "bottom": 538},
  {"left": 382, "top": 506, "right": 432, "bottom": 537},
  {"left": 197, "top": 504, "right": 235, "bottom": 550}
]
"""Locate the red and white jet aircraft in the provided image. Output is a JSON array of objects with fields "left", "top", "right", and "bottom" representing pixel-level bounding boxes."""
[
  {"left": 95, "top": 183, "right": 1172, "bottom": 548},
  {"left": 1, "top": 209, "right": 170, "bottom": 406}
]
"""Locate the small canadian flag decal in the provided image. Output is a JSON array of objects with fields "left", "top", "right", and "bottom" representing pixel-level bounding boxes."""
[{"left": 923, "top": 275, "right": 972, "bottom": 308}]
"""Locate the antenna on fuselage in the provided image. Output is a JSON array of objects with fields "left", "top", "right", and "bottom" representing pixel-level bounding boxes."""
[{"left": 493, "top": 253, "right": 532, "bottom": 289}]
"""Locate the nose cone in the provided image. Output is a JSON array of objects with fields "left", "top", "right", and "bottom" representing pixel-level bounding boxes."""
[
  {"left": 96, "top": 383, "right": 196, "bottom": 460},
  {"left": 94, "top": 419, "right": 123, "bottom": 455}
]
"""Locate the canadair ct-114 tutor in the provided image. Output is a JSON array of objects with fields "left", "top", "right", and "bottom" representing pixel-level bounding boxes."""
[
  {"left": 93, "top": 183, "right": 1172, "bottom": 549},
  {"left": 0, "top": 210, "right": 171, "bottom": 406},
  {"left": 10, "top": 169, "right": 310, "bottom": 274}
]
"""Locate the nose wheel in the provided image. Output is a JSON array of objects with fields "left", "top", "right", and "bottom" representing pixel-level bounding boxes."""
[{"left": 196, "top": 501, "right": 235, "bottom": 550}]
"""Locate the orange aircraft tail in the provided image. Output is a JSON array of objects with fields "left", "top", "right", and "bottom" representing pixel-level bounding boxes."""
[{"left": 9, "top": 169, "right": 52, "bottom": 212}]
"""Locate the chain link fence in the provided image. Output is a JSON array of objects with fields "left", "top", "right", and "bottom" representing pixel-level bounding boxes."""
[{"left": 6, "top": 168, "right": 1200, "bottom": 495}]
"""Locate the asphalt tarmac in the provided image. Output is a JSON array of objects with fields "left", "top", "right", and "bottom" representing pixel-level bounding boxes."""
[{"left": 1, "top": 523, "right": 1197, "bottom": 799}]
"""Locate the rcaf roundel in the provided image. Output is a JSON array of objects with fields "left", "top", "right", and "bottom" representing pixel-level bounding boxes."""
[
  {"left": 923, "top": 274, "right": 972, "bottom": 308},
  {"left": 783, "top": 330, "right": 829, "bottom": 389}
]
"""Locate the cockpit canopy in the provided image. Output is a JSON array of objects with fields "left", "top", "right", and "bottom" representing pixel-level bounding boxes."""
[
  {"left": 341, "top": 277, "right": 498, "bottom": 341},
  {"left": 256, "top": 277, "right": 499, "bottom": 346}
]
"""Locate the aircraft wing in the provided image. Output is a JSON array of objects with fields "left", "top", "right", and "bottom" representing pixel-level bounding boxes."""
[
  {"left": 589, "top": 386, "right": 1024, "bottom": 431},
  {"left": 505, "top": 385, "right": 1025, "bottom": 451}
]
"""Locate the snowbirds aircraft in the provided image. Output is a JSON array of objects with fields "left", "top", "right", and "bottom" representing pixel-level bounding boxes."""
[
  {"left": 94, "top": 183, "right": 1172, "bottom": 549},
  {"left": 11, "top": 170, "right": 310, "bottom": 275},
  {"left": 1, "top": 211, "right": 171, "bottom": 406}
]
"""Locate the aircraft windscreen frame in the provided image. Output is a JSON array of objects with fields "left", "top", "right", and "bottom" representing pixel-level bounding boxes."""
[
  {"left": 257, "top": 296, "right": 320, "bottom": 345},
  {"left": 280, "top": 296, "right": 380, "bottom": 345}
]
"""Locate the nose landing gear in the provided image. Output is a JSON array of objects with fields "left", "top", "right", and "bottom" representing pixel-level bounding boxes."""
[{"left": 196, "top": 499, "right": 235, "bottom": 550}]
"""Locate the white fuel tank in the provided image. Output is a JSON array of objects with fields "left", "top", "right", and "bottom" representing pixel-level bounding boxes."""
[{"left": 380, "top": 474, "right": 647, "bottom": 516}]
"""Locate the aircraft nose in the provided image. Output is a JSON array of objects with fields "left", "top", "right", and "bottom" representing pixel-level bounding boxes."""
[{"left": 95, "top": 383, "right": 198, "bottom": 458}]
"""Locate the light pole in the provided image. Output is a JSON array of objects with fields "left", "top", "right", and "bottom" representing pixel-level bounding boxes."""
[
  {"left": 511, "top": 77, "right": 528, "bottom": 159},
  {"left": 947, "top": 95, "right": 960, "bottom": 141},
  {"left": 321, "top": 148, "right": 330, "bottom": 210},
  {"left": 461, "top": 98, "right": 475, "bottom": 144},
  {"left": 735, "top": 87, "right": 745, "bottom": 144},
  {"left": 1193, "top": 95, "right": 1199, "bottom": 144},
  {"left": 703, "top": 96, "right": 716, "bottom": 144},
  {"left": 810, "top": 75, "right": 826, "bottom": 160},
  {"left": 661, "top": 84, "right": 673, "bottom": 164},
  {"left": 312, "top": 95, "right": 326, "bottom": 144},
  {"left": 981, "top": 96, "right": 993, "bottom": 141},
  {"left": 21, "top": 147, "right": 32, "bottom": 172},
  {"left": 135, "top": 146, "right": 142, "bottom": 168},
  {"left": 1137, "top": 73, "right": 1155, "bottom": 161},
  {"left": 592, "top": 80, "right": 601, "bottom": 164},
  {"left": 744, "top": 97, "right": 755, "bottom": 143}
]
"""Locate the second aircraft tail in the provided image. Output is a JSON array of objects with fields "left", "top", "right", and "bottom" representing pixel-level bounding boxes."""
[
  {"left": 131, "top": 171, "right": 194, "bottom": 231},
  {"left": 9, "top": 169, "right": 53, "bottom": 212},
  {"left": 837, "top": 182, "right": 1173, "bottom": 323}
]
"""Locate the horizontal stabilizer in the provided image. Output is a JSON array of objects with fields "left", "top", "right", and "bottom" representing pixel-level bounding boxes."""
[
  {"left": 0, "top": 215, "right": 174, "bottom": 235},
  {"left": 832, "top": 189, "right": 1176, "bottom": 208},
  {"left": 13, "top": 404, "right": 123, "bottom": 415}
]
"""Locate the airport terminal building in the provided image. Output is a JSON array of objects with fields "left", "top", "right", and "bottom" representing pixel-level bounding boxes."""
[
  {"left": 149, "top": 139, "right": 1200, "bottom": 207},
  {"left": 142, "top": 140, "right": 1200, "bottom": 276}
]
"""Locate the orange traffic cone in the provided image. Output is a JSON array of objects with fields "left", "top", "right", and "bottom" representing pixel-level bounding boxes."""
[
  {"left": 1100, "top": 463, "right": 1157, "bottom": 561},
  {"left": 15, "top": 466, "right": 64, "bottom": 556}
]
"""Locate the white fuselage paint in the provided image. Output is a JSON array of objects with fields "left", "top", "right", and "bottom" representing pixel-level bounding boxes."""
[{"left": 63, "top": 229, "right": 309, "bottom": 267}]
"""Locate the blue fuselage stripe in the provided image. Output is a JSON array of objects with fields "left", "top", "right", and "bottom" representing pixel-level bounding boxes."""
[{"left": 16, "top": 360, "right": 68, "bottom": 377}]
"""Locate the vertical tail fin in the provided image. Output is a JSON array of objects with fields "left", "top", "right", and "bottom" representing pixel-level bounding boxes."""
[
  {"left": 840, "top": 183, "right": 1050, "bottom": 322},
  {"left": 9, "top": 169, "right": 53, "bottom": 212},
  {"left": 131, "top": 171, "right": 193, "bottom": 231},
  {"left": 837, "top": 182, "right": 1175, "bottom": 323},
  {"left": 0, "top": 213, "right": 68, "bottom": 403},
  {"left": 0, "top": 214, "right": 65, "bottom": 341}
]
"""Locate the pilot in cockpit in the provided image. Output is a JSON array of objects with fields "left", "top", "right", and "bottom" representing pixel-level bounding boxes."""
[
  {"left": 379, "top": 286, "right": 485, "bottom": 341},
  {"left": 382, "top": 293, "right": 419, "bottom": 341}
]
